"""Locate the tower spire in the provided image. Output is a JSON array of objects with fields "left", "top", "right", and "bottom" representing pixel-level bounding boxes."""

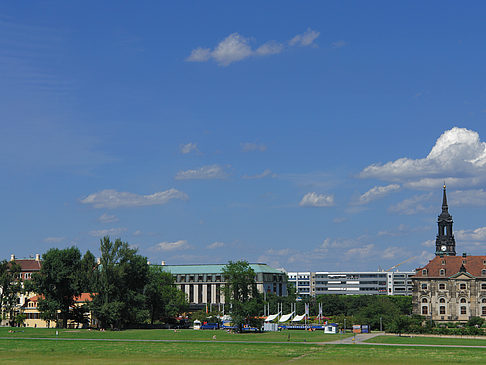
[
  {"left": 436, "top": 183, "right": 456, "bottom": 256},
  {"left": 442, "top": 183, "right": 448, "bottom": 213}
]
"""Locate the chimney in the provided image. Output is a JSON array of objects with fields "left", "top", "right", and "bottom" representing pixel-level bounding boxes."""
[
  {"left": 161, "top": 261, "right": 166, "bottom": 266},
  {"left": 10, "top": 254, "right": 15, "bottom": 261},
  {"left": 35, "top": 254, "right": 40, "bottom": 261}
]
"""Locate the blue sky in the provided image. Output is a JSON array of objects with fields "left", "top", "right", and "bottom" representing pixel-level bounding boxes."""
[{"left": 2, "top": 1, "right": 486, "bottom": 271}]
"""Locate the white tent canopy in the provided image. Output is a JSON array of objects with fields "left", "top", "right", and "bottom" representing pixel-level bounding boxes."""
[
  {"left": 265, "top": 313, "right": 280, "bottom": 322},
  {"left": 291, "top": 314, "right": 306, "bottom": 322},
  {"left": 279, "top": 312, "right": 295, "bottom": 322}
]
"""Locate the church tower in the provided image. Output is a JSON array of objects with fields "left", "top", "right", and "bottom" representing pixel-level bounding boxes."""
[{"left": 435, "top": 184, "right": 456, "bottom": 256}]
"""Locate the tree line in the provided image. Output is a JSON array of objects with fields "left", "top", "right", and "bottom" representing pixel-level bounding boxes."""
[{"left": 2, "top": 236, "right": 187, "bottom": 329}]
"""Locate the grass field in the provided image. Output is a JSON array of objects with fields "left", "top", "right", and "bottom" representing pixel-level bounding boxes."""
[
  {"left": 1, "top": 339, "right": 486, "bottom": 364},
  {"left": 0, "top": 327, "right": 349, "bottom": 343},
  {"left": 365, "top": 335, "right": 486, "bottom": 347}
]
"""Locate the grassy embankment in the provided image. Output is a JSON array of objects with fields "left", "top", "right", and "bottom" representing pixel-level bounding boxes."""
[{"left": 365, "top": 334, "right": 486, "bottom": 347}]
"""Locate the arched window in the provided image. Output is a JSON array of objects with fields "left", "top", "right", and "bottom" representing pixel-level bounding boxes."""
[
  {"left": 440, "top": 269, "right": 446, "bottom": 276},
  {"left": 422, "top": 269, "right": 427, "bottom": 276},
  {"left": 422, "top": 298, "right": 428, "bottom": 303},
  {"left": 460, "top": 298, "right": 467, "bottom": 304},
  {"left": 482, "top": 298, "right": 486, "bottom": 304},
  {"left": 482, "top": 269, "right": 486, "bottom": 276},
  {"left": 439, "top": 298, "right": 446, "bottom": 303}
]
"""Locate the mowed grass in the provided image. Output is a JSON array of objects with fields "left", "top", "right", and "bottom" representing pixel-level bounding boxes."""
[
  {"left": 0, "top": 327, "right": 349, "bottom": 343},
  {"left": 366, "top": 335, "right": 486, "bottom": 347},
  {"left": 1, "top": 339, "right": 486, "bottom": 364}
]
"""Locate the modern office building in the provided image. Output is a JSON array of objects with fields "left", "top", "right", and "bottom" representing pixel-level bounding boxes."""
[
  {"left": 157, "top": 263, "right": 288, "bottom": 308},
  {"left": 287, "top": 270, "right": 414, "bottom": 296}
]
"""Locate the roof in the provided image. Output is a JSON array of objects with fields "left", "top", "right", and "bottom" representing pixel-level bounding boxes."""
[
  {"left": 13, "top": 259, "right": 41, "bottom": 272},
  {"left": 27, "top": 293, "right": 95, "bottom": 303},
  {"left": 154, "top": 263, "right": 284, "bottom": 275},
  {"left": 413, "top": 255, "right": 486, "bottom": 278}
]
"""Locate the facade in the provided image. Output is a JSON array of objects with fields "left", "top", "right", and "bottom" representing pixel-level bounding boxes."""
[
  {"left": 158, "top": 263, "right": 287, "bottom": 308},
  {"left": 412, "top": 185, "right": 486, "bottom": 322},
  {"left": 287, "top": 270, "right": 414, "bottom": 297}
]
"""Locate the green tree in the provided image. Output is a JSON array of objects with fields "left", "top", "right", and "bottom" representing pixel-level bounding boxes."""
[
  {"left": 144, "top": 266, "right": 187, "bottom": 325},
  {"left": 0, "top": 260, "right": 23, "bottom": 326},
  {"left": 222, "top": 260, "right": 263, "bottom": 332},
  {"left": 31, "top": 247, "right": 83, "bottom": 328},
  {"left": 91, "top": 236, "right": 149, "bottom": 329},
  {"left": 467, "top": 316, "right": 485, "bottom": 328}
]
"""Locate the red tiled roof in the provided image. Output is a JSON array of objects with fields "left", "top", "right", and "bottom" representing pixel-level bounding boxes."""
[
  {"left": 14, "top": 259, "right": 42, "bottom": 272},
  {"left": 28, "top": 293, "right": 95, "bottom": 303},
  {"left": 413, "top": 255, "right": 486, "bottom": 278}
]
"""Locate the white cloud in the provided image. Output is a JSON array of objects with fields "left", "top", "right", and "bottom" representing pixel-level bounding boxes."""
[
  {"left": 207, "top": 241, "right": 225, "bottom": 249},
  {"left": 357, "top": 184, "right": 400, "bottom": 205},
  {"left": 175, "top": 164, "right": 228, "bottom": 180},
  {"left": 180, "top": 142, "right": 198, "bottom": 154},
  {"left": 422, "top": 239, "right": 435, "bottom": 247},
  {"left": 299, "top": 192, "right": 335, "bottom": 207},
  {"left": 89, "top": 227, "right": 127, "bottom": 237},
  {"left": 241, "top": 142, "right": 267, "bottom": 152},
  {"left": 450, "top": 189, "right": 486, "bottom": 206},
  {"left": 345, "top": 244, "right": 374, "bottom": 257},
  {"left": 456, "top": 227, "right": 486, "bottom": 242},
  {"left": 43, "top": 236, "right": 65, "bottom": 243},
  {"left": 242, "top": 169, "right": 275, "bottom": 179},
  {"left": 388, "top": 193, "right": 433, "bottom": 215},
  {"left": 133, "top": 230, "right": 142, "bottom": 236},
  {"left": 81, "top": 188, "right": 188, "bottom": 209},
  {"left": 152, "top": 240, "right": 190, "bottom": 251},
  {"left": 187, "top": 29, "right": 319, "bottom": 66},
  {"left": 382, "top": 246, "right": 403, "bottom": 259},
  {"left": 360, "top": 127, "right": 486, "bottom": 189},
  {"left": 98, "top": 213, "right": 118, "bottom": 223},
  {"left": 265, "top": 248, "right": 291, "bottom": 256},
  {"left": 289, "top": 28, "right": 320, "bottom": 47},
  {"left": 331, "top": 40, "right": 347, "bottom": 48}
]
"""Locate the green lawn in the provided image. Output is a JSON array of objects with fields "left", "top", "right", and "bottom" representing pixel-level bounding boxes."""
[
  {"left": 0, "top": 327, "right": 349, "bottom": 343},
  {"left": 365, "top": 335, "right": 486, "bottom": 347},
  {"left": 1, "top": 339, "right": 486, "bottom": 364}
]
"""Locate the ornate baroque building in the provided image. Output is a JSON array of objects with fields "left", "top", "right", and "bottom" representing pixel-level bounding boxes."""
[{"left": 412, "top": 185, "right": 486, "bottom": 322}]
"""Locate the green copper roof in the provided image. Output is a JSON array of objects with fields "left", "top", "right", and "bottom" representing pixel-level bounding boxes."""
[{"left": 152, "top": 263, "right": 284, "bottom": 275}]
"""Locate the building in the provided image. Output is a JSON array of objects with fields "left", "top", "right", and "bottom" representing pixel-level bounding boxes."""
[
  {"left": 412, "top": 185, "right": 486, "bottom": 322},
  {"left": 157, "top": 263, "right": 287, "bottom": 309},
  {"left": 287, "top": 270, "right": 414, "bottom": 297}
]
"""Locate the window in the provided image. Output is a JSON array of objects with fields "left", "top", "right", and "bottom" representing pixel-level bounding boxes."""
[
  {"left": 439, "top": 283, "right": 446, "bottom": 290},
  {"left": 421, "top": 283, "right": 428, "bottom": 290},
  {"left": 441, "top": 260, "right": 446, "bottom": 265},
  {"left": 462, "top": 260, "right": 466, "bottom": 265},
  {"left": 482, "top": 298, "right": 486, "bottom": 304},
  {"left": 440, "top": 306, "right": 446, "bottom": 314},
  {"left": 483, "top": 306, "right": 486, "bottom": 316},
  {"left": 439, "top": 298, "right": 446, "bottom": 304},
  {"left": 482, "top": 270, "right": 486, "bottom": 276},
  {"left": 460, "top": 298, "right": 467, "bottom": 304},
  {"left": 459, "top": 283, "right": 466, "bottom": 290},
  {"left": 461, "top": 306, "right": 467, "bottom": 315},
  {"left": 440, "top": 269, "right": 445, "bottom": 276},
  {"left": 482, "top": 283, "right": 486, "bottom": 290},
  {"left": 422, "top": 269, "right": 427, "bottom": 276},
  {"left": 422, "top": 306, "right": 428, "bottom": 315},
  {"left": 422, "top": 298, "right": 428, "bottom": 303}
]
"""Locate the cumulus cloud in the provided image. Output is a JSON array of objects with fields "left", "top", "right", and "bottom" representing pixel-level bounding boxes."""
[
  {"left": 99, "top": 213, "right": 118, "bottom": 223},
  {"left": 289, "top": 28, "right": 320, "bottom": 47},
  {"left": 456, "top": 227, "right": 486, "bottom": 242},
  {"left": 175, "top": 164, "right": 228, "bottom": 180},
  {"left": 187, "top": 29, "right": 319, "bottom": 66},
  {"left": 242, "top": 169, "right": 275, "bottom": 179},
  {"left": 152, "top": 240, "right": 190, "bottom": 251},
  {"left": 356, "top": 184, "right": 400, "bottom": 205},
  {"left": 450, "top": 189, "right": 486, "bottom": 206},
  {"left": 81, "top": 189, "right": 188, "bottom": 209},
  {"left": 207, "top": 241, "right": 225, "bottom": 249},
  {"left": 360, "top": 127, "right": 486, "bottom": 189},
  {"left": 381, "top": 246, "right": 404, "bottom": 259},
  {"left": 43, "top": 236, "right": 65, "bottom": 243},
  {"left": 89, "top": 227, "right": 127, "bottom": 237},
  {"left": 331, "top": 40, "right": 347, "bottom": 48},
  {"left": 180, "top": 142, "right": 198, "bottom": 154},
  {"left": 388, "top": 193, "right": 433, "bottom": 215},
  {"left": 241, "top": 142, "right": 267, "bottom": 152},
  {"left": 299, "top": 192, "right": 335, "bottom": 207},
  {"left": 345, "top": 244, "right": 374, "bottom": 257},
  {"left": 422, "top": 239, "right": 435, "bottom": 247}
]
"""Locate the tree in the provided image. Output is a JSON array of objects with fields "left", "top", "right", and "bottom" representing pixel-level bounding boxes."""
[
  {"left": 144, "top": 266, "right": 187, "bottom": 325},
  {"left": 222, "top": 260, "right": 263, "bottom": 332},
  {"left": 91, "top": 236, "right": 149, "bottom": 329},
  {"left": 467, "top": 316, "right": 485, "bottom": 328},
  {"left": 31, "top": 247, "right": 83, "bottom": 328},
  {"left": 0, "top": 260, "right": 23, "bottom": 326}
]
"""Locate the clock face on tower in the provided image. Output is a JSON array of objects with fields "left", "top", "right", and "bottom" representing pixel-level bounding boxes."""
[{"left": 441, "top": 245, "right": 447, "bottom": 252}]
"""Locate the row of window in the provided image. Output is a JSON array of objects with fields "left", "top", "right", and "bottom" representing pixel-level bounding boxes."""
[
  {"left": 421, "top": 298, "right": 486, "bottom": 304},
  {"left": 422, "top": 268, "right": 486, "bottom": 276},
  {"left": 421, "top": 282, "right": 486, "bottom": 290}
]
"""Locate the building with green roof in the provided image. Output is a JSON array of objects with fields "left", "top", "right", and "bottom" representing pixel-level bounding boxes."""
[{"left": 152, "top": 263, "right": 287, "bottom": 308}]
